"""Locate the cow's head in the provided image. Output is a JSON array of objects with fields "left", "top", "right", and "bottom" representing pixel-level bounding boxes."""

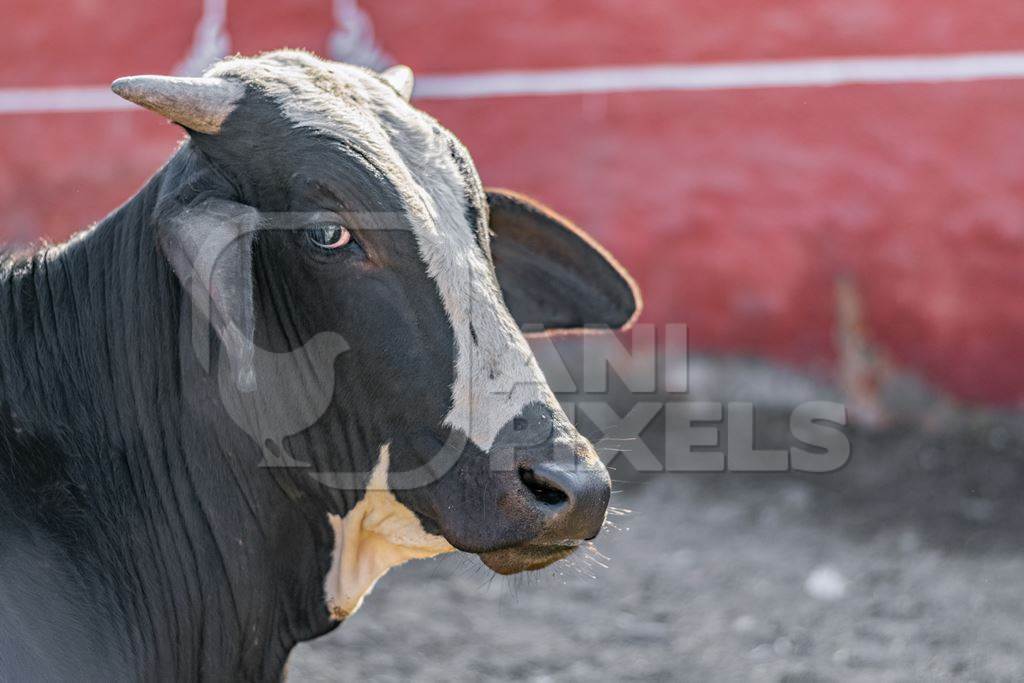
[{"left": 113, "top": 50, "right": 639, "bottom": 618}]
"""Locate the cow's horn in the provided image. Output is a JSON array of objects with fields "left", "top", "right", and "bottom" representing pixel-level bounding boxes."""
[
  {"left": 381, "top": 65, "right": 414, "bottom": 101},
  {"left": 111, "top": 76, "right": 245, "bottom": 134}
]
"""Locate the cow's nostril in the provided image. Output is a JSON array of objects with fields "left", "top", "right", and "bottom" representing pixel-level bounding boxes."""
[{"left": 518, "top": 467, "right": 569, "bottom": 506}]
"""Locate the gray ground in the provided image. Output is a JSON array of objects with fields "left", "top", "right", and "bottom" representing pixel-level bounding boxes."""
[{"left": 290, "top": 360, "right": 1024, "bottom": 682}]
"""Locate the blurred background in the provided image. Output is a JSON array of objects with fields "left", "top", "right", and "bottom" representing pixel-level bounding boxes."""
[{"left": 3, "top": 1, "right": 1024, "bottom": 680}]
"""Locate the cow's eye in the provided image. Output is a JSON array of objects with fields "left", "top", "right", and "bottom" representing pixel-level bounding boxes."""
[{"left": 306, "top": 223, "right": 352, "bottom": 250}]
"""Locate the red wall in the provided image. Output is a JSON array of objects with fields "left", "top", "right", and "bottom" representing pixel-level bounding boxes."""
[{"left": 2, "top": 1, "right": 1024, "bottom": 404}]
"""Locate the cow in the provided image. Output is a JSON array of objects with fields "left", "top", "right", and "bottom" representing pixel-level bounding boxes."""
[{"left": 0, "top": 50, "right": 639, "bottom": 680}]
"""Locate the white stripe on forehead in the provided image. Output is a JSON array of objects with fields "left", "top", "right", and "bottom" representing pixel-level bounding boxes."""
[
  {"left": 382, "top": 123, "right": 560, "bottom": 450},
  {"left": 358, "top": 87, "right": 560, "bottom": 449},
  {"left": 220, "top": 52, "right": 560, "bottom": 450}
]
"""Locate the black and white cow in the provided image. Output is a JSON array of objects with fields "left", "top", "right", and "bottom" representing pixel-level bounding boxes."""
[{"left": 0, "top": 50, "right": 639, "bottom": 680}]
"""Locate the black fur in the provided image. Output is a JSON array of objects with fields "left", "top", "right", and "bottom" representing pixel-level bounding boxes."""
[
  {"left": 0, "top": 94, "right": 458, "bottom": 677},
  {"left": 0, "top": 50, "right": 635, "bottom": 681}
]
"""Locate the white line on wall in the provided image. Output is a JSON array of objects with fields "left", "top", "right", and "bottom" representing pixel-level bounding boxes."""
[
  {"left": 0, "top": 87, "right": 136, "bottom": 114},
  {"left": 414, "top": 51, "right": 1024, "bottom": 98},
  {"left": 2, "top": 51, "right": 1024, "bottom": 114}
]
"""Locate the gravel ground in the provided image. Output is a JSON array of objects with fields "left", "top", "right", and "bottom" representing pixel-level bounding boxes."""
[{"left": 289, "top": 405, "right": 1024, "bottom": 682}]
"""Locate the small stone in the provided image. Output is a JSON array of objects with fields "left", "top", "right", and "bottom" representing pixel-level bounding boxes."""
[{"left": 805, "top": 565, "right": 848, "bottom": 601}]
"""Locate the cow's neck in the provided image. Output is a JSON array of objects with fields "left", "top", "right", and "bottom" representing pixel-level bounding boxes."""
[{"left": 0, "top": 157, "right": 337, "bottom": 679}]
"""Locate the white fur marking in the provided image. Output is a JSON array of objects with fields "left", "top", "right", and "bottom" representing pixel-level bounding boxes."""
[
  {"left": 373, "top": 92, "right": 562, "bottom": 450},
  {"left": 323, "top": 444, "right": 453, "bottom": 620}
]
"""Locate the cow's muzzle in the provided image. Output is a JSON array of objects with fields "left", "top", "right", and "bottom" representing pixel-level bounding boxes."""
[
  {"left": 471, "top": 401, "right": 611, "bottom": 573},
  {"left": 395, "top": 402, "right": 611, "bottom": 574}
]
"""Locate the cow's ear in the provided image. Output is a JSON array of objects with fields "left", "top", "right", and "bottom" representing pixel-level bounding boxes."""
[
  {"left": 487, "top": 189, "right": 641, "bottom": 333},
  {"left": 158, "top": 198, "right": 260, "bottom": 390},
  {"left": 380, "top": 65, "right": 414, "bottom": 101}
]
